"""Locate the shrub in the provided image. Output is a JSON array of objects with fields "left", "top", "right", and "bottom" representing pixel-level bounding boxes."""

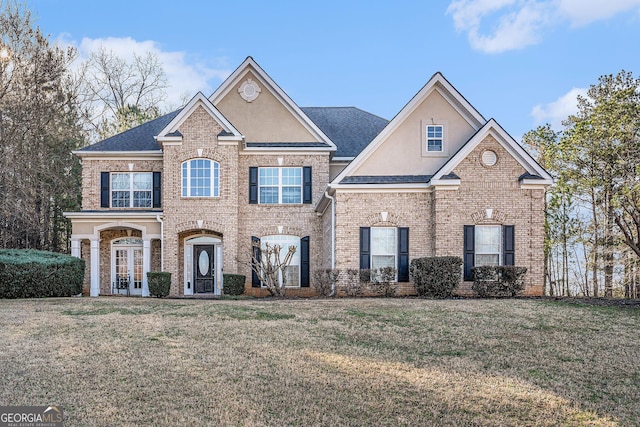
[
  {"left": 472, "top": 266, "right": 527, "bottom": 297},
  {"left": 147, "top": 272, "right": 171, "bottom": 297},
  {"left": 223, "top": 274, "right": 246, "bottom": 296},
  {"left": 369, "top": 267, "right": 398, "bottom": 297},
  {"left": 0, "top": 249, "right": 84, "bottom": 298},
  {"left": 340, "top": 269, "right": 365, "bottom": 297},
  {"left": 312, "top": 268, "right": 340, "bottom": 297},
  {"left": 410, "top": 256, "right": 463, "bottom": 298}
]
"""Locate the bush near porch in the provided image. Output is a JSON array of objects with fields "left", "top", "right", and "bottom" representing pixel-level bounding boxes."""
[
  {"left": 0, "top": 249, "right": 84, "bottom": 298},
  {"left": 147, "top": 272, "right": 171, "bottom": 297}
]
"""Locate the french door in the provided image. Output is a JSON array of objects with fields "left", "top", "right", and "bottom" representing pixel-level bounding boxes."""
[{"left": 114, "top": 246, "right": 143, "bottom": 296}]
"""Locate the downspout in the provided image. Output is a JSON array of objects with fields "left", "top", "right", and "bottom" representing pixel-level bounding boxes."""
[
  {"left": 324, "top": 190, "right": 336, "bottom": 296},
  {"left": 156, "top": 215, "right": 164, "bottom": 271}
]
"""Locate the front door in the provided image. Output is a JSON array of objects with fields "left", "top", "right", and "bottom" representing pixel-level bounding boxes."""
[{"left": 194, "top": 245, "right": 214, "bottom": 293}]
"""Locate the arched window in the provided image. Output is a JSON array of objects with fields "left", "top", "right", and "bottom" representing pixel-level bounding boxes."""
[{"left": 181, "top": 159, "right": 219, "bottom": 197}]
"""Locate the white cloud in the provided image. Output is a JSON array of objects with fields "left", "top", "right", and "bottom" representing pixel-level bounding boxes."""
[
  {"left": 531, "top": 87, "right": 587, "bottom": 130},
  {"left": 556, "top": 0, "right": 640, "bottom": 26},
  {"left": 447, "top": 0, "right": 640, "bottom": 53},
  {"left": 62, "top": 36, "right": 231, "bottom": 110}
]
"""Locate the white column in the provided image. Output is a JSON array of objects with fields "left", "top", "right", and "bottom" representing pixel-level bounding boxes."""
[
  {"left": 90, "top": 239, "right": 100, "bottom": 297},
  {"left": 70, "top": 239, "right": 81, "bottom": 258},
  {"left": 142, "top": 238, "right": 151, "bottom": 297}
]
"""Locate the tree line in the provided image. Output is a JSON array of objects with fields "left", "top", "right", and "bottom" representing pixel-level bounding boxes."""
[
  {"left": 524, "top": 71, "right": 640, "bottom": 298},
  {"left": 0, "top": 1, "right": 167, "bottom": 252}
]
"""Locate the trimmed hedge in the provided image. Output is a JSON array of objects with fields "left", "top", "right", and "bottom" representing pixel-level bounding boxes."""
[
  {"left": 410, "top": 256, "right": 463, "bottom": 298},
  {"left": 147, "top": 272, "right": 171, "bottom": 297},
  {"left": 223, "top": 273, "right": 246, "bottom": 296},
  {"left": 472, "top": 266, "right": 528, "bottom": 297},
  {"left": 0, "top": 249, "right": 85, "bottom": 298}
]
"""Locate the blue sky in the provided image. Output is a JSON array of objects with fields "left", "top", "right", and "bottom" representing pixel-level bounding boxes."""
[{"left": 29, "top": 0, "right": 640, "bottom": 141}]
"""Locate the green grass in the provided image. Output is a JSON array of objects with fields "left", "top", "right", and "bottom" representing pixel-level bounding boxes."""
[{"left": 0, "top": 297, "right": 638, "bottom": 426}]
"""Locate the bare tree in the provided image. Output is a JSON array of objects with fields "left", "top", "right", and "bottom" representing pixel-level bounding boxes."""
[
  {"left": 75, "top": 47, "right": 168, "bottom": 141},
  {"left": 250, "top": 241, "right": 296, "bottom": 297}
]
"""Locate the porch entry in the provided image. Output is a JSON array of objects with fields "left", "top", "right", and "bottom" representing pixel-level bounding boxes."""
[
  {"left": 184, "top": 235, "right": 222, "bottom": 296},
  {"left": 112, "top": 238, "right": 143, "bottom": 296}
]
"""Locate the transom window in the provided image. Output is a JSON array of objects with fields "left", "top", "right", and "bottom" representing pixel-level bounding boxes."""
[
  {"left": 261, "top": 235, "right": 301, "bottom": 287},
  {"left": 182, "top": 159, "right": 219, "bottom": 197},
  {"left": 426, "top": 125, "right": 443, "bottom": 152},
  {"left": 259, "top": 167, "right": 302, "bottom": 204},
  {"left": 111, "top": 173, "right": 152, "bottom": 208},
  {"left": 475, "top": 225, "right": 501, "bottom": 266},
  {"left": 371, "top": 227, "right": 397, "bottom": 279}
]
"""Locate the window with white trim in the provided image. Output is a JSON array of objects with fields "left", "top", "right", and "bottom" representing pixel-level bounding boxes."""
[
  {"left": 475, "top": 225, "right": 501, "bottom": 266},
  {"left": 259, "top": 167, "right": 302, "bottom": 204},
  {"left": 182, "top": 159, "right": 219, "bottom": 197},
  {"left": 261, "top": 235, "right": 301, "bottom": 287},
  {"left": 111, "top": 173, "right": 152, "bottom": 208},
  {"left": 426, "top": 125, "right": 443, "bottom": 152},
  {"left": 371, "top": 227, "right": 397, "bottom": 279}
]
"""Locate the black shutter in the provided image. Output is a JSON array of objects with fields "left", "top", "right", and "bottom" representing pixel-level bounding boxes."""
[
  {"left": 303, "top": 166, "right": 312, "bottom": 204},
  {"left": 463, "top": 225, "right": 475, "bottom": 281},
  {"left": 153, "top": 172, "right": 162, "bottom": 208},
  {"left": 100, "top": 172, "right": 110, "bottom": 208},
  {"left": 300, "top": 236, "right": 310, "bottom": 287},
  {"left": 249, "top": 167, "right": 258, "bottom": 204},
  {"left": 359, "top": 227, "right": 371, "bottom": 270},
  {"left": 251, "top": 236, "right": 261, "bottom": 287},
  {"left": 503, "top": 225, "right": 515, "bottom": 266},
  {"left": 397, "top": 227, "right": 409, "bottom": 282}
]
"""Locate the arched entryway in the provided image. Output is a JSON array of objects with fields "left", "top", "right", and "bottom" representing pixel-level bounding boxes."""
[
  {"left": 183, "top": 235, "right": 223, "bottom": 296},
  {"left": 111, "top": 237, "right": 144, "bottom": 296}
]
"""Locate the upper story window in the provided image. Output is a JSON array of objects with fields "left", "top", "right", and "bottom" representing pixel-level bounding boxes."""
[
  {"left": 111, "top": 173, "right": 152, "bottom": 208},
  {"left": 259, "top": 167, "right": 302, "bottom": 204},
  {"left": 426, "top": 125, "right": 443, "bottom": 152},
  {"left": 182, "top": 159, "right": 219, "bottom": 197}
]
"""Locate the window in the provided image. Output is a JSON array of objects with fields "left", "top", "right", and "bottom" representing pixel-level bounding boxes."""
[
  {"left": 111, "top": 173, "right": 152, "bottom": 208},
  {"left": 371, "top": 227, "right": 397, "bottom": 276},
  {"left": 359, "top": 227, "right": 409, "bottom": 282},
  {"left": 259, "top": 167, "right": 302, "bottom": 204},
  {"left": 426, "top": 125, "right": 443, "bottom": 152},
  {"left": 260, "top": 235, "right": 301, "bottom": 287},
  {"left": 463, "top": 225, "right": 514, "bottom": 281},
  {"left": 182, "top": 159, "right": 219, "bottom": 197},
  {"left": 475, "top": 225, "right": 501, "bottom": 266}
]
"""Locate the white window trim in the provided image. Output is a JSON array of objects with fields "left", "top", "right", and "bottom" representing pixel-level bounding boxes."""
[
  {"left": 260, "top": 234, "right": 301, "bottom": 287},
  {"left": 475, "top": 225, "right": 502, "bottom": 266},
  {"left": 181, "top": 159, "right": 220, "bottom": 198},
  {"left": 111, "top": 172, "right": 152, "bottom": 208},
  {"left": 258, "top": 167, "right": 303, "bottom": 204}
]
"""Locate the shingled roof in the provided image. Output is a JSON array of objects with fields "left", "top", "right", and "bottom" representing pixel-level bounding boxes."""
[
  {"left": 78, "top": 109, "right": 182, "bottom": 152},
  {"left": 77, "top": 106, "right": 387, "bottom": 157},
  {"left": 300, "top": 107, "right": 388, "bottom": 158}
]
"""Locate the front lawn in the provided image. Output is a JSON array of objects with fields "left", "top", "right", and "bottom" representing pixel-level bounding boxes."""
[{"left": 0, "top": 297, "right": 638, "bottom": 426}]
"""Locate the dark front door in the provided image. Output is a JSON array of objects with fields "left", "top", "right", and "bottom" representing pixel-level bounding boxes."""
[{"left": 194, "top": 245, "right": 214, "bottom": 293}]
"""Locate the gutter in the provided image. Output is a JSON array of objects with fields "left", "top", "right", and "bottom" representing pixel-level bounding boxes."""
[
  {"left": 324, "top": 190, "right": 336, "bottom": 296},
  {"left": 156, "top": 215, "right": 164, "bottom": 271}
]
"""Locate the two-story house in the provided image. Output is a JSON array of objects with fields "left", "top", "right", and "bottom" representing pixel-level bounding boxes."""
[{"left": 64, "top": 57, "right": 552, "bottom": 297}]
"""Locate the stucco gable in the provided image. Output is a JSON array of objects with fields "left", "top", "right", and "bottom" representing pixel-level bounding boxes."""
[
  {"left": 209, "top": 57, "right": 335, "bottom": 150},
  {"left": 333, "top": 72, "right": 486, "bottom": 184}
]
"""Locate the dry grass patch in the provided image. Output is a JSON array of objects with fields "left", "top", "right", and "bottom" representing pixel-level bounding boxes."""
[{"left": 0, "top": 297, "right": 638, "bottom": 426}]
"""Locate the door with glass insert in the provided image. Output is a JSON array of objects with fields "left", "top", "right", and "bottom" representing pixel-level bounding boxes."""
[
  {"left": 113, "top": 240, "right": 143, "bottom": 296},
  {"left": 194, "top": 245, "right": 214, "bottom": 293}
]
